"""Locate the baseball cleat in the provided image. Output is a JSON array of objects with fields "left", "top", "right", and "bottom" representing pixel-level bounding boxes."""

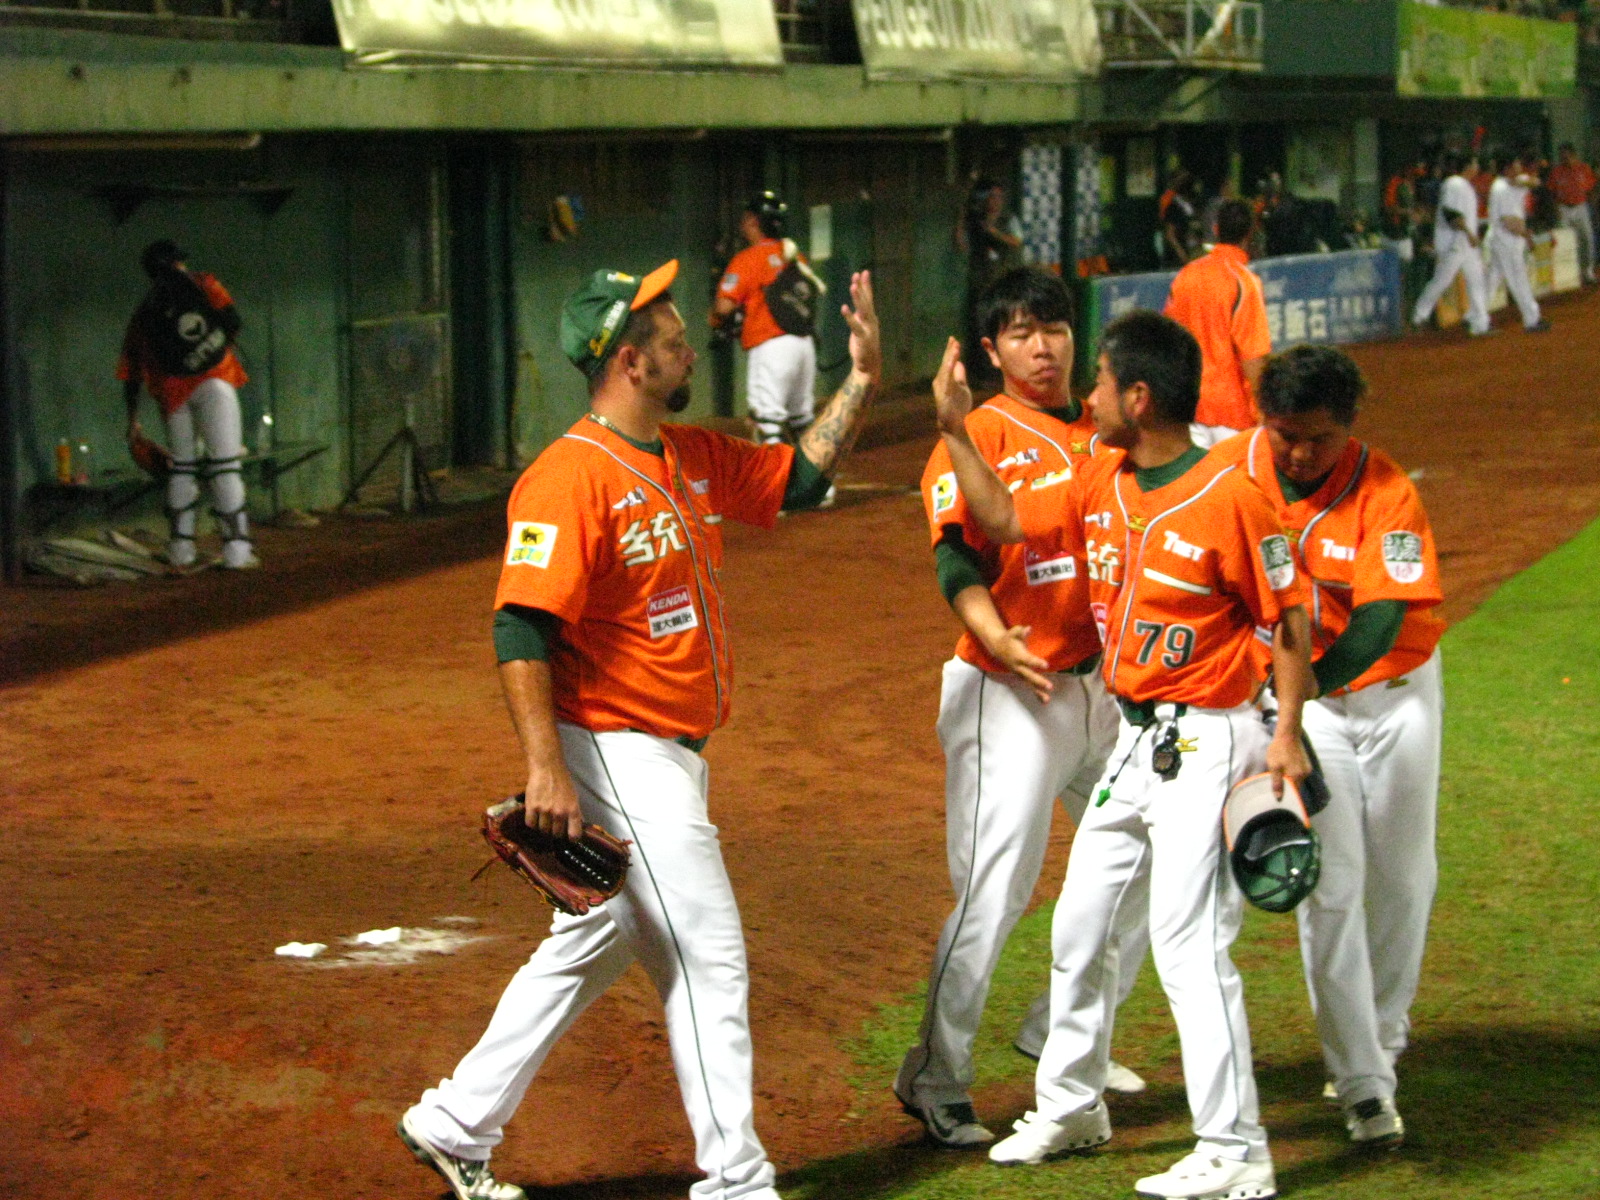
[
  {"left": 1526, "top": 319, "right": 1552, "bottom": 333},
  {"left": 1105, "top": 1060, "right": 1147, "bottom": 1094},
  {"left": 987, "top": 1102, "right": 1111, "bottom": 1165},
  {"left": 894, "top": 1089, "right": 994, "bottom": 1148},
  {"left": 1133, "top": 1152, "right": 1276, "bottom": 1199},
  {"left": 397, "top": 1110, "right": 527, "bottom": 1200},
  {"left": 1345, "top": 1096, "right": 1405, "bottom": 1150}
]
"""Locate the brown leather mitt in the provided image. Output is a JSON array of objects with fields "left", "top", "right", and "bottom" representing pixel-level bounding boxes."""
[
  {"left": 481, "top": 795, "right": 631, "bottom": 916},
  {"left": 129, "top": 430, "right": 175, "bottom": 479}
]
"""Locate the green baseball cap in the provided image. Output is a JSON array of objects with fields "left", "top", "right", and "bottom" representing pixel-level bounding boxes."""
[{"left": 559, "top": 259, "right": 680, "bottom": 377}]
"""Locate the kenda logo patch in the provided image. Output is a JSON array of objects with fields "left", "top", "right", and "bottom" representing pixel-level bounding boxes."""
[
  {"left": 1024, "top": 549, "right": 1077, "bottom": 586},
  {"left": 1259, "top": 534, "right": 1296, "bottom": 590},
  {"left": 1382, "top": 531, "right": 1424, "bottom": 583},
  {"left": 931, "top": 472, "right": 958, "bottom": 515},
  {"left": 506, "top": 522, "right": 558, "bottom": 568},
  {"left": 647, "top": 586, "right": 698, "bottom": 639}
]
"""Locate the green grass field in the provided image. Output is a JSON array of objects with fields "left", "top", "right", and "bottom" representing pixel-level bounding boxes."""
[{"left": 785, "top": 518, "right": 1600, "bottom": 1200}]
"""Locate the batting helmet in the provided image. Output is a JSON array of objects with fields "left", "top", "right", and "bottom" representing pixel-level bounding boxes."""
[
  {"left": 746, "top": 190, "right": 787, "bottom": 238},
  {"left": 1222, "top": 774, "right": 1321, "bottom": 913},
  {"left": 141, "top": 239, "right": 185, "bottom": 278}
]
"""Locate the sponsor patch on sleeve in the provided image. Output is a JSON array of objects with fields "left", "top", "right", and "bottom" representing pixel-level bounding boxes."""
[
  {"left": 719, "top": 273, "right": 739, "bottom": 293},
  {"left": 1029, "top": 468, "right": 1072, "bottom": 491},
  {"left": 1259, "top": 534, "right": 1295, "bottom": 591},
  {"left": 647, "top": 585, "right": 699, "bottom": 639},
  {"left": 1382, "top": 530, "right": 1424, "bottom": 583},
  {"left": 1024, "top": 548, "right": 1077, "bottom": 586},
  {"left": 930, "top": 472, "right": 958, "bottom": 515},
  {"left": 506, "top": 522, "right": 558, "bottom": 568}
]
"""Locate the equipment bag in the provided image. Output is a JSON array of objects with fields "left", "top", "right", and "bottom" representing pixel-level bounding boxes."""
[
  {"left": 137, "top": 271, "right": 230, "bottom": 377},
  {"left": 763, "top": 243, "right": 823, "bottom": 338}
]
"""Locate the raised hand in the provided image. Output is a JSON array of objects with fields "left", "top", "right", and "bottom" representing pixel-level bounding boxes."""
[
  {"left": 842, "top": 270, "right": 881, "bottom": 382},
  {"left": 932, "top": 336, "right": 975, "bottom": 437}
]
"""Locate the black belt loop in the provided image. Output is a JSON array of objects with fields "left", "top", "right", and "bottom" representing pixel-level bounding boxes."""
[{"left": 1116, "top": 697, "right": 1189, "bottom": 727}]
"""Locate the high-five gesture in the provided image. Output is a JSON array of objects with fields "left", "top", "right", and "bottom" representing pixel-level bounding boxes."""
[
  {"left": 799, "top": 270, "right": 880, "bottom": 476},
  {"left": 932, "top": 336, "right": 977, "bottom": 437}
]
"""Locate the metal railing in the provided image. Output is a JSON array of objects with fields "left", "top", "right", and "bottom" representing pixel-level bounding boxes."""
[
  {"left": 1095, "top": 0, "right": 1264, "bottom": 68},
  {"left": 773, "top": 0, "right": 831, "bottom": 63}
]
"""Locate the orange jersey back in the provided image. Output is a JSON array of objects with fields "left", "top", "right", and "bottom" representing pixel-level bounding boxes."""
[
  {"left": 921, "top": 395, "right": 1102, "bottom": 674},
  {"left": 1163, "top": 244, "right": 1271, "bottom": 432},
  {"left": 1215, "top": 429, "right": 1445, "bottom": 692},
  {"left": 1021, "top": 449, "right": 1308, "bottom": 708},
  {"left": 116, "top": 272, "right": 248, "bottom": 417},
  {"left": 494, "top": 417, "right": 793, "bottom": 741},
  {"left": 718, "top": 239, "right": 792, "bottom": 349}
]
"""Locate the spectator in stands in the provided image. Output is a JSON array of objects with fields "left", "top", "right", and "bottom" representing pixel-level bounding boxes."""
[
  {"left": 1412, "top": 150, "right": 1491, "bottom": 336},
  {"left": 1164, "top": 198, "right": 1271, "bottom": 446},
  {"left": 1159, "top": 169, "right": 1199, "bottom": 265},
  {"left": 961, "top": 178, "right": 1024, "bottom": 384},
  {"left": 1548, "top": 142, "right": 1597, "bottom": 284}
]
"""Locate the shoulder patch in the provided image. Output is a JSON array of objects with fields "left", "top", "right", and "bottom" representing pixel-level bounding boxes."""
[
  {"left": 1259, "top": 533, "right": 1295, "bottom": 590},
  {"left": 1382, "top": 530, "right": 1424, "bottom": 583},
  {"left": 507, "top": 521, "right": 558, "bottom": 568},
  {"left": 931, "top": 472, "right": 958, "bottom": 515},
  {"left": 720, "top": 274, "right": 740, "bottom": 292}
]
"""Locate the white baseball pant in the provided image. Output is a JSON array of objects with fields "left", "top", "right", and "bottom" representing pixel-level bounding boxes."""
[
  {"left": 408, "top": 726, "right": 780, "bottom": 1200},
  {"left": 164, "top": 376, "right": 253, "bottom": 568},
  {"left": 1297, "top": 651, "right": 1442, "bottom": 1105},
  {"left": 1412, "top": 239, "right": 1490, "bottom": 335},
  {"left": 745, "top": 334, "right": 816, "bottom": 445},
  {"left": 896, "top": 659, "right": 1121, "bottom": 1109},
  {"left": 1484, "top": 234, "right": 1541, "bottom": 329},
  {"left": 1558, "top": 202, "right": 1596, "bottom": 282},
  {"left": 1032, "top": 704, "right": 1274, "bottom": 1163}
]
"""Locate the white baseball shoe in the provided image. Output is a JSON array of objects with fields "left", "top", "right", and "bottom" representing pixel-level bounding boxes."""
[
  {"left": 1346, "top": 1096, "right": 1405, "bottom": 1149},
  {"left": 894, "top": 1089, "right": 994, "bottom": 1148},
  {"left": 397, "top": 1110, "right": 527, "bottom": 1200},
  {"left": 987, "top": 1102, "right": 1111, "bottom": 1165},
  {"left": 1134, "top": 1152, "right": 1276, "bottom": 1199},
  {"left": 1009, "top": 1035, "right": 1146, "bottom": 1095}
]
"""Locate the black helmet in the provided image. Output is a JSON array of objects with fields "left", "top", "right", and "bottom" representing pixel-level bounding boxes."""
[
  {"left": 1223, "top": 774, "right": 1322, "bottom": 913},
  {"left": 140, "top": 239, "right": 185, "bottom": 278},
  {"left": 746, "top": 190, "right": 787, "bottom": 238}
]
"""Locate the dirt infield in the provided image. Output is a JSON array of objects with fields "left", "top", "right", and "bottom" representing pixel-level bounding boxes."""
[{"left": 4, "top": 288, "right": 1600, "bottom": 1200}]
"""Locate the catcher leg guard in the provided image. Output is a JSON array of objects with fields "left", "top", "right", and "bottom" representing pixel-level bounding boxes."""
[
  {"left": 204, "top": 458, "right": 257, "bottom": 569},
  {"left": 165, "top": 463, "right": 202, "bottom": 567}
]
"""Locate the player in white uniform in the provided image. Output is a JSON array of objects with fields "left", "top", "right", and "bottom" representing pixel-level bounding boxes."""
[
  {"left": 1483, "top": 150, "right": 1550, "bottom": 333},
  {"left": 1215, "top": 346, "right": 1445, "bottom": 1150},
  {"left": 896, "top": 270, "right": 1142, "bottom": 1150},
  {"left": 1412, "top": 151, "right": 1490, "bottom": 336}
]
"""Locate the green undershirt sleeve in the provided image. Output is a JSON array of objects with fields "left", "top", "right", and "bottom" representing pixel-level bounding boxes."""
[
  {"left": 1313, "top": 599, "right": 1407, "bottom": 695},
  {"left": 934, "top": 526, "right": 989, "bottom": 604},
  {"left": 782, "top": 451, "right": 832, "bottom": 511},
  {"left": 492, "top": 603, "right": 562, "bottom": 664}
]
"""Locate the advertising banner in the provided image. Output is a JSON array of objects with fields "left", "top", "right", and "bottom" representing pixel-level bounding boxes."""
[
  {"left": 1088, "top": 247, "right": 1403, "bottom": 353},
  {"left": 1396, "top": 0, "right": 1575, "bottom": 98},
  {"left": 850, "top": 0, "right": 1100, "bottom": 80},
  {"left": 333, "top": 0, "right": 783, "bottom": 68}
]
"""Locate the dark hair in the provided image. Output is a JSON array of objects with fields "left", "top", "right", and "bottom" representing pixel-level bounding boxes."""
[
  {"left": 1099, "top": 310, "right": 1201, "bottom": 425},
  {"left": 140, "top": 239, "right": 184, "bottom": 278},
  {"left": 977, "top": 268, "right": 1076, "bottom": 344},
  {"left": 1559, "top": 141, "right": 1576, "bottom": 155},
  {"left": 589, "top": 290, "right": 675, "bottom": 393},
  {"left": 1257, "top": 344, "right": 1363, "bottom": 425},
  {"left": 1215, "top": 198, "right": 1254, "bottom": 246},
  {"left": 1440, "top": 150, "right": 1473, "bottom": 176}
]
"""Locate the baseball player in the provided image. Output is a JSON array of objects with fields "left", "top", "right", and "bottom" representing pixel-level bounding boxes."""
[
  {"left": 933, "top": 310, "right": 1315, "bottom": 1200},
  {"left": 1548, "top": 142, "right": 1597, "bottom": 285},
  {"left": 1412, "top": 151, "right": 1490, "bottom": 336},
  {"left": 713, "top": 191, "right": 819, "bottom": 447},
  {"left": 118, "top": 239, "right": 258, "bottom": 570},
  {"left": 1482, "top": 151, "right": 1550, "bottom": 333},
  {"left": 1163, "top": 198, "right": 1272, "bottom": 447},
  {"left": 1210, "top": 345, "right": 1444, "bottom": 1150},
  {"left": 896, "top": 268, "right": 1144, "bottom": 1150},
  {"left": 397, "top": 260, "right": 881, "bottom": 1200}
]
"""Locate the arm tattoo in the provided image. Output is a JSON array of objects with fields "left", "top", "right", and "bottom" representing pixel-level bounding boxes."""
[{"left": 799, "top": 373, "right": 876, "bottom": 475}]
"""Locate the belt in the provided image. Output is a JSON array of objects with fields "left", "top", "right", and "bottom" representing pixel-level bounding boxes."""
[
  {"left": 1116, "top": 697, "right": 1189, "bottom": 728},
  {"left": 624, "top": 730, "right": 710, "bottom": 754},
  {"left": 1062, "top": 650, "right": 1103, "bottom": 677}
]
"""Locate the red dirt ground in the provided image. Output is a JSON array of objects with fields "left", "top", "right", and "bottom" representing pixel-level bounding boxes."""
[{"left": 4, "top": 289, "right": 1600, "bottom": 1200}]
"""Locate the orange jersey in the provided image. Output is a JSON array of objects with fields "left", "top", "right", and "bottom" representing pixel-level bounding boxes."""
[
  {"left": 921, "top": 395, "right": 1102, "bottom": 674},
  {"left": 1549, "top": 161, "right": 1597, "bottom": 208},
  {"left": 116, "top": 273, "right": 248, "bottom": 417},
  {"left": 718, "top": 239, "right": 795, "bottom": 349},
  {"left": 1020, "top": 449, "right": 1308, "bottom": 708},
  {"left": 1163, "top": 244, "right": 1271, "bottom": 432},
  {"left": 493, "top": 416, "right": 794, "bottom": 741},
  {"left": 1214, "top": 429, "right": 1445, "bottom": 692}
]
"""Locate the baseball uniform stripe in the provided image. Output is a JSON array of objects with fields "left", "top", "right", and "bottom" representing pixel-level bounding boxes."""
[{"left": 1142, "top": 567, "right": 1214, "bottom": 596}]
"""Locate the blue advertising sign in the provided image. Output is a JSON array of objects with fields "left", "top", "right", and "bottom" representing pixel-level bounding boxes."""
[{"left": 1089, "top": 247, "right": 1402, "bottom": 351}]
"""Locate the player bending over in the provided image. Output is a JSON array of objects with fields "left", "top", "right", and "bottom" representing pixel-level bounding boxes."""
[
  {"left": 1210, "top": 345, "right": 1444, "bottom": 1150},
  {"left": 397, "top": 260, "right": 880, "bottom": 1200},
  {"left": 932, "top": 310, "right": 1314, "bottom": 1200},
  {"left": 896, "top": 268, "right": 1148, "bottom": 1151}
]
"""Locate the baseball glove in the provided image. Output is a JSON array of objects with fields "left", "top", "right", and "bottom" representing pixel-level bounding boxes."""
[
  {"left": 128, "top": 430, "right": 174, "bottom": 479},
  {"left": 480, "top": 795, "right": 631, "bottom": 916}
]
